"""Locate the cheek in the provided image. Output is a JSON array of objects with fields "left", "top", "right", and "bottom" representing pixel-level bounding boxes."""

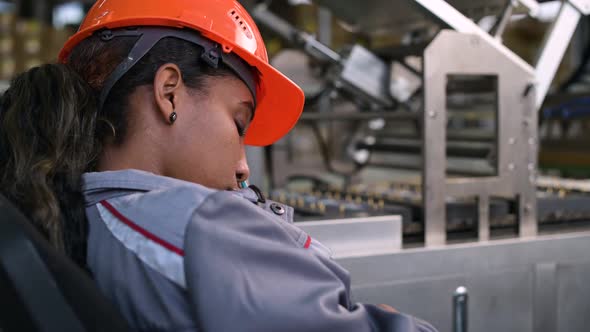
[
  {"left": 184, "top": 112, "right": 242, "bottom": 175},
  {"left": 196, "top": 115, "right": 239, "bottom": 153}
]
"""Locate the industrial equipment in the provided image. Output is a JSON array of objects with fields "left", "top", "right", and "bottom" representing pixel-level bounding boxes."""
[
  {"left": 2, "top": 0, "right": 590, "bottom": 330},
  {"left": 253, "top": 0, "right": 590, "bottom": 242},
  {"left": 252, "top": 1, "right": 590, "bottom": 330}
]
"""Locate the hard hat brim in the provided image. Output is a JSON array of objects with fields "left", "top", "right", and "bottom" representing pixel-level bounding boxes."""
[{"left": 242, "top": 56, "right": 305, "bottom": 146}]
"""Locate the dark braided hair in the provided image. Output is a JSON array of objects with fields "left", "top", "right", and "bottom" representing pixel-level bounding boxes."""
[{"left": 0, "top": 64, "right": 98, "bottom": 266}]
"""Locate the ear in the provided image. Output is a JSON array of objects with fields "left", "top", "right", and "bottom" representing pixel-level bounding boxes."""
[{"left": 153, "top": 63, "right": 183, "bottom": 124}]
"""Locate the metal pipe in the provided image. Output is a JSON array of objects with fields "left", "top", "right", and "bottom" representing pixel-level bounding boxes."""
[
  {"left": 359, "top": 138, "right": 494, "bottom": 159},
  {"left": 377, "top": 132, "right": 496, "bottom": 143},
  {"left": 453, "top": 286, "right": 468, "bottom": 332},
  {"left": 299, "top": 112, "right": 418, "bottom": 121},
  {"left": 368, "top": 154, "right": 496, "bottom": 176},
  {"left": 489, "top": 0, "right": 514, "bottom": 39},
  {"left": 251, "top": 3, "right": 299, "bottom": 42},
  {"left": 412, "top": 0, "right": 533, "bottom": 75},
  {"left": 252, "top": 4, "right": 341, "bottom": 64},
  {"left": 534, "top": 1, "right": 583, "bottom": 109}
]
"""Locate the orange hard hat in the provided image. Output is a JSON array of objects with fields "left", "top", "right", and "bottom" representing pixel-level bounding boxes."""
[{"left": 58, "top": 0, "right": 304, "bottom": 146}]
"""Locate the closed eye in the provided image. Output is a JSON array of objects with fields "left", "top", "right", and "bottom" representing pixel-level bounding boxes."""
[
  {"left": 235, "top": 101, "right": 254, "bottom": 138},
  {"left": 241, "top": 101, "right": 255, "bottom": 122},
  {"left": 235, "top": 121, "right": 245, "bottom": 137}
]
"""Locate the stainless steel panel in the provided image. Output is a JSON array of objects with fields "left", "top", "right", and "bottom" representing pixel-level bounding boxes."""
[
  {"left": 335, "top": 233, "right": 590, "bottom": 332},
  {"left": 338, "top": 232, "right": 590, "bottom": 285},
  {"left": 297, "top": 215, "right": 402, "bottom": 257},
  {"left": 534, "top": 263, "right": 558, "bottom": 332},
  {"left": 467, "top": 269, "right": 534, "bottom": 332},
  {"left": 351, "top": 276, "right": 467, "bottom": 331},
  {"left": 422, "top": 30, "right": 537, "bottom": 246},
  {"left": 557, "top": 262, "right": 590, "bottom": 331}
]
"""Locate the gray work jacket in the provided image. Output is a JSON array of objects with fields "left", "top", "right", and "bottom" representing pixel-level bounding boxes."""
[{"left": 82, "top": 169, "right": 437, "bottom": 332}]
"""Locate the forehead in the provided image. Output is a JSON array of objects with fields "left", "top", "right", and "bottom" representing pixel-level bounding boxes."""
[{"left": 205, "top": 74, "right": 254, "bottom": 103}]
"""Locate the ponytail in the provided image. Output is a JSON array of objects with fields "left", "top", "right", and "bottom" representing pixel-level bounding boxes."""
[{"left": 0, "top": 64, "right": 100, "bottom": 266}]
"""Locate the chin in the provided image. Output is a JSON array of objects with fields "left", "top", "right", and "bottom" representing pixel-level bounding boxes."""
[
  {"left": 225, "top": 183, "right": 240, "bottom": 191},
  {"left": 209, "top": 183, "right": 236, "bottom": 191},
  {"left": 187, "top": 177, "right": 233, "bottom": 191}
]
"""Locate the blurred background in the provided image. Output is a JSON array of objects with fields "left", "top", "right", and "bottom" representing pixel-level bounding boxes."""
[{"left": 2, "top": 1, "right": 590, "bottom": 331}]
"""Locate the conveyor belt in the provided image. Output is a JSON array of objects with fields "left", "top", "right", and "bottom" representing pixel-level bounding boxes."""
[{"left": 274, "top": 177, "right": 590, "bottom": 240}]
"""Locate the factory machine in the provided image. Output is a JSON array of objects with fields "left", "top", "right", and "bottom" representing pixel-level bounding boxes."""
[{"left": 249, "top": 1, "right": 590, "bottom": 331}]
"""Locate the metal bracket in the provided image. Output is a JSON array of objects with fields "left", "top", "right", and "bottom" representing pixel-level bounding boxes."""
[
  {"left": 534, "top": 1, "right": 584, "bottom": 108},
  {"left": 569, "top": 0, "right": 590, "bottom": 15},
  {"left": 516, "top": 0, "right": 540, "bottom": 17},
  {"left": 490, "top": 1, "right": 514, "bottom": 39},
  {"left": 412, "top": 0, "right": 534, "bottom": 75},
  {"left": 200, "top": 44, "right": 221, "bottom": 68}
]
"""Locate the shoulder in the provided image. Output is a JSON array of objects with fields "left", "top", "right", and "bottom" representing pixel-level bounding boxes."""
[
  {"left": 94, "top": 183, "right": 218, "bottom": 244},
  {"left": 87, "top": 181, "right": 220, "bottom": 289},
  {"left": 187, "top": 190, "right": 312, "bottom": 251}
]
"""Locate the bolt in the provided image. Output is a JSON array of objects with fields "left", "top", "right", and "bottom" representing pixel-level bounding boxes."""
[
  {"left": 509, "top": 138, "right": 516, "bottom": 145},
  {"left": 428, "top": 111, "right": 437, "bottom": 118},
  {"left": 528, "top": 138, "right": 536, "bottom": 145},
  {"left": 523, "top": 83, "right": 535, "bottom": 97},
  {"left": 508, "top": 163, "right": 515, "bottom": 171}
]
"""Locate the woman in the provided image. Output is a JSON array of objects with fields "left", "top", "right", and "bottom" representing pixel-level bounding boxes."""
[{"left": 1, "top": 0, "right": 437, "bottom": 331}]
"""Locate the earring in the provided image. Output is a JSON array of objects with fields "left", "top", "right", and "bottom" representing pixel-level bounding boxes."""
[{"left": 169, "top": 112, "right": 177, "bottom": 124}]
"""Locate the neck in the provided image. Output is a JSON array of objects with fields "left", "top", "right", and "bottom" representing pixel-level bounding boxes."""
[{"left": 97, "top": 139, "right": 163, "bottom": 175}]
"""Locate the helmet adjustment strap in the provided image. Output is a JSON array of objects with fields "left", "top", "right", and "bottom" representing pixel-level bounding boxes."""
[
  {"left": 96, "top": 27, "right": 257, "bottom": 111},
  {"left": 200, "top": 44, "right": 221, "bottom": 68}
]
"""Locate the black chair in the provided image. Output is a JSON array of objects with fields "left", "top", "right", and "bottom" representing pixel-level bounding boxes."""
[{"left": 0, "top": 194, "right": 130, "bottom": 332}]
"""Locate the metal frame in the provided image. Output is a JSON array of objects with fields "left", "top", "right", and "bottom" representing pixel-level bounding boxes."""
[
  {"left": 534, "top": 0, "right": 589, "bottom": 108},
  {"left": 570, "top": 0, "right": 590, "bottom": 15},
  {"left": 411, "top": 0, "right": 590, "bottom": 246},
  {"left": 313, "top": 0, "right": 508, "bottom": 35},
  {"left": 422, "top": 30, "right": 538, "bottom": 246},
  {"left": 256, "top": 3, "right": 590, "bottom": 329},
  {"left": 259, "top": 0, "right": 590, "bottom": 247},
  {"left": 516, "top": 0, "right": 540, "bottom": 16},
  {"left": 412, "top": 0, "right": 590, "bottom": 109},
  {"left": 412, "top": 0, "right": 533, "bottom": 73}
]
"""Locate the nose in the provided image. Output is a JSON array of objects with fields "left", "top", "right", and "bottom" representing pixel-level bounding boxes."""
[{"left": 235, "top": 146, "right": 250, "bottom": 183}]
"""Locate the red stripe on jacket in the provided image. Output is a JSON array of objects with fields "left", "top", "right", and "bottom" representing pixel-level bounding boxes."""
[
  {"left": 99, "top": 200, "right": 185, "bottom": 256},
  {"left": 304, "top": 235, "right": 312, "bottom": 249}
]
